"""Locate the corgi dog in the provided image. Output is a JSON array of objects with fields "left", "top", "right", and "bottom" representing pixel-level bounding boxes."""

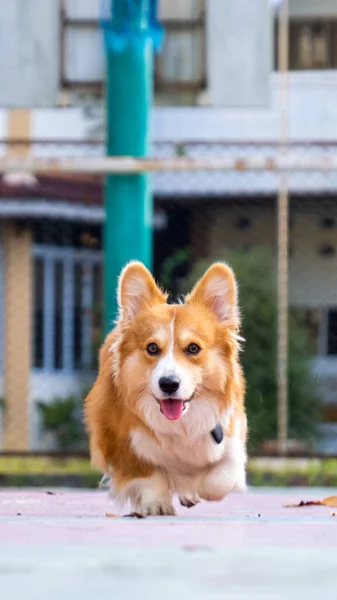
[{"left": 84, "top": 261, "right": 247, "bottom": 516}]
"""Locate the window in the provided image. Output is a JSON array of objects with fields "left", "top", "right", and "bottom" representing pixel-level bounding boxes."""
[
  {"left": 61, "top": 0, "right": 103, "bottom": 92},
  {"left": 155, "top": 0, "right": 205, "bottom": 93},
  {"left": 319, "top": 216, "right": 336, "bottom": 229},
  {"left": 296, "top": 307, "right": 337, "bottom": 356},
  {"left": 308, "top": 307, "right": 337, "bottom": 356},
  {"left": 327, "top": 309, "right": 337, "bottom": 355},
  {"left": 60, "top": 0, "right": 206, "bottom": 98},
  {"left": 33, "top": 246, "right": 103, "bottom": 372},
  {"left": 235, "top": 217, "right": 252, "bottom": 230},
  {"left": 275, "top": 19, "right": 337, "bottom": 70},
  {"left": 33, "top": 221, "right": 102, "bottom": 249},
  {"left": 318, "top": 244, "right": 336, "bottom": 257},
  {"left": 295, "top": 308, "right": 320, "bottom": 355}
]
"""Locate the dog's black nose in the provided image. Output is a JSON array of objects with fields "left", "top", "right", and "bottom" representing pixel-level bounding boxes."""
[{"left": 159, "top": 376, "right": 180, "bottom": 395}]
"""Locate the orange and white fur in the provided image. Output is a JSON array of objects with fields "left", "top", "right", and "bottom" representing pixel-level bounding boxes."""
[{"left": 85, "top": 261, "right": 247, "bottom": 516}]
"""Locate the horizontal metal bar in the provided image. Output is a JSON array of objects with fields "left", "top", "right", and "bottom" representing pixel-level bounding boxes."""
[
  {"left": 61, "top": 79, "right": 103, "bottom": 90},
  {"left": 154, "top": 78, "right": 206, "bottom": 92},
  {"left": 3, "top": 138, "right": 337, "bottom": 147},
  {"left": 156, "top": 18, "right": 204, "bottom": 29},
  {"left": 33, "top": 245, "right": 102, "bottom": 261},
  {"left": 63, "top": 18, "right": 99, "bottom": 28},
  {"left": 3, "top": 155, "right": 337, "bottom": 174}
]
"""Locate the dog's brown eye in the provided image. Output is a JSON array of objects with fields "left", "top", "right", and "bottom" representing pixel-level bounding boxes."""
[
  {"left": 186, "top": 343, "right": 201, "bottom": 355},
  {"left": 147, "top": 343, "right": 160, "bottom": 356}
]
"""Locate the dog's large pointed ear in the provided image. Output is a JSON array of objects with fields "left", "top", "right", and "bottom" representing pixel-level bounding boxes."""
[
  {"left": 118, "top": 261, "right": 167, "bottom": 321},
  {"left": 186, "top": 263, "right": 239, "bottom": 328}
]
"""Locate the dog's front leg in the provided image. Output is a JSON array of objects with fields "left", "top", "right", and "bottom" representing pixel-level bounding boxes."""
[
  {"left": 198, "top": 453, "right": 247, "bottom": 502},
  {"left": 122, "top": 471, "right": 176, "bottom": 517}
]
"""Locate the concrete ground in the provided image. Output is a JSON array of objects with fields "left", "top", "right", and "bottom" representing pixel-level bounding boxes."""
[{"left": 1, "top": 488, "right": 337, "bottom": 599}]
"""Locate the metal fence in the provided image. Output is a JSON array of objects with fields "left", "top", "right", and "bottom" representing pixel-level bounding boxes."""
[{"left": 0, "top": 142, "right": 337, "bottom": 456}]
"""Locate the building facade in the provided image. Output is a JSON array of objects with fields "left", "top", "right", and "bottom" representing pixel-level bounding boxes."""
[{"left": 1, "top": 0, "right": 337, "bottom": 450}]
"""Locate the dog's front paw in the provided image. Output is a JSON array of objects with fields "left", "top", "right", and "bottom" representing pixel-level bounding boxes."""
[
  {"left": 135, "top": 500, "right": 177, "bottom": 518},
  {"left": 199, "top": 458, "right": 246, "bottom": 502},
  {"left": 126, "top": 473, "right": 176, "bottom": 518},
  {"left": 179, "top": 494, "right": 200, "bottom": 509}
]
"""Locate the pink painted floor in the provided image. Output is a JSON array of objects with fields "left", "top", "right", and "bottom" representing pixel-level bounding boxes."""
[{"left": 0, "top": 488, "right": 336, "bottom": 547}]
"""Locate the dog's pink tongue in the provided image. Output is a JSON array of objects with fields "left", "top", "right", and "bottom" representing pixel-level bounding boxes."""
[{"left": 160, "top": 399, "right": 184, "bottom": 420}]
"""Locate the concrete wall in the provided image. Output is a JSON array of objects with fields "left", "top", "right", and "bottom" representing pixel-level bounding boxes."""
[
  {"left": 0, "top": 0, "right": 60, "bottom": 107},
  {"left": 205, "top": 202, "right": 337, "bottom": 306},
  {"left": 288, "top": 0, "right": 337, "bottom": 18},
  {"left": 207, "top": 0, "right": 271, "bottom": 107},
  {"left": 207, "top": 204, "right": 276, "bottom": 259},
  {"left": 1, "top": 70, "right": 337, "bottom": 142},
  {"left": 154, "top": 71, "right": 337, "bottom": 142},
  {"left": 1, "top": 0, "right": 337, "bottom": 108}
]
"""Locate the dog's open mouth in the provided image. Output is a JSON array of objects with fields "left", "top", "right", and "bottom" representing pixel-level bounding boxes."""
[{"left": 158, "top": 398, "right": 191, "bottom": 421}]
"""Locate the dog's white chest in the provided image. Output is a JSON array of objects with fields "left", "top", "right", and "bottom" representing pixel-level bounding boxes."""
[
  {"left": 130, "top": 426, "right": 224, "bottom": 474},
  {"left": 131, "top": 398, "right": 235, "bottom": 474}
]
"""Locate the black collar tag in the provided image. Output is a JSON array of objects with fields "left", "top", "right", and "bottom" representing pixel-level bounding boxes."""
[{"left": 210, "top": 423, "right": 223, "bottom": 444}]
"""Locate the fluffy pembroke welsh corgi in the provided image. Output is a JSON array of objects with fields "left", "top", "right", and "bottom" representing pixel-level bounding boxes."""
[{"left": 84, "top": 261, "right": 247, "bottom": 516}]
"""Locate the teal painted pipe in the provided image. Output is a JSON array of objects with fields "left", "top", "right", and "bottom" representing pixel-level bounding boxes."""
[{"left": 104, "top": 1, "right": 154, "bottom": 333}]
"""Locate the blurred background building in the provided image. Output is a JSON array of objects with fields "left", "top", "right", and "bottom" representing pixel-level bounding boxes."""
[{"left": 0, "top": 0, "right": 337, "bottom": 453}]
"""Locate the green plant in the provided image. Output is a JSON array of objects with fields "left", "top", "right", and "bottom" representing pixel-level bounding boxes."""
[
  {"left": 160, "top": 247, "right": 191, "bottom": 295},
  {"left": 180, "top": 248, "right": 319, "bottom": 451},
  {"left": 175, "top": 143, "right": 186, "bottom": 157},
  {"left": 37, "top": 396, "right": 87, "bottom": 451},
  {"left": 0, "top": 397, "right": 5, "bottom": 411}
]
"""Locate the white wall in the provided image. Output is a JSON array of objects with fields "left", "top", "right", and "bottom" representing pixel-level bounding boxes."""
[
  {"left": 29, "top": 372, "right": 94, "bottom": 450},
  {"left": 1, "top": 71, "right": 337, "bottom": 197},
  {"left": 0, "top": 0, "right": 60, "bottom": 107},
  {"left": 207, "top": 0, "right": 271, "bottom": 107},
  {"left": 154, "top": 72, "right": 337, "bottom": 142},
  {"left": 0, "top": 70, "right": 337, "bottom": 142}
]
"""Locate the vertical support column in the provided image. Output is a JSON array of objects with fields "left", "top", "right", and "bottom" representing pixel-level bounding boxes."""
[
  {"left": 81, "top": 262, "right": 94, "bottom": 370},
  {"left": 104, "top": 1, "right": 154, "bottom": 332},
  {"left": 8, "top": 110, "right": 31, "bottom": 159},
  {"left": 3, "top": 223, "right": 32, "bottom": 451},
  {"left": 277, "top": 0, "right": 289, "bottom": 456},
  {"left": 63, "top": 257, "right": 75, "bottom": 372},
  {"left": 43, "top": 255, "right": 55, "bottom": 371},
  {"left": 3, "top": 108, "right": 32, "bottom": 451}
]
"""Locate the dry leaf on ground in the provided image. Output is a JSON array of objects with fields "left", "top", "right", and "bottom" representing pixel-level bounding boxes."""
[
  {"left": 105, "top": 512, "right": 118, "bottom": 518},
  {"left": 331, "top": 512, "right": 337, "bottom": 517},
  {"left": 285, "top": 496, "right": 337, "bottom": 508},
  {"left": 323, "top": 496, "right": 337, "bottom": 507}
]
